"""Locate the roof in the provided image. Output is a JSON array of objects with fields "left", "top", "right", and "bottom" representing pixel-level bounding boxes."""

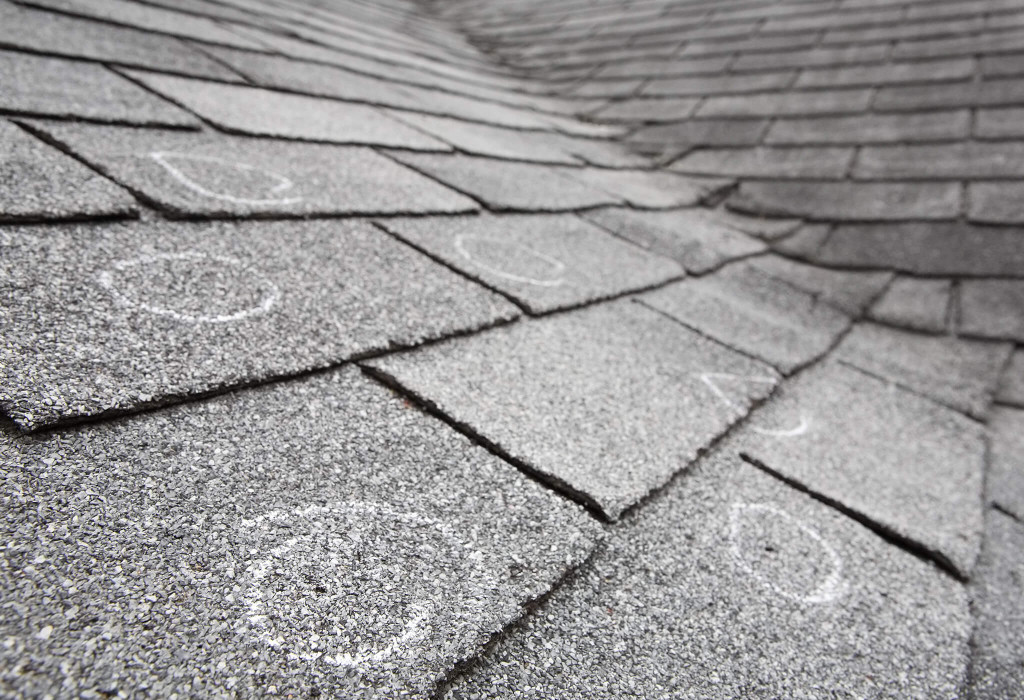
[{"left": 0, "top": 0, "right": 1021, "bottom": 696}]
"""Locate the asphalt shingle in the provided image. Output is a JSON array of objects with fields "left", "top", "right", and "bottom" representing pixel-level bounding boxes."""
[
  {"left": 959, "top": 280, "right": 1024, "bottom": 342},
  {"left": 997, "top": 348, "right": 1024, "bottom": 406},
  {"left": 0, "top": 50, "right": 197, "bottom": 126},
  {"left": 0, "top": 367, "right": 600, "bottom": 699},
  {"left": 969, "top": 509, "right": 1024, "bottom": 699},
  {"left": 728, "top": 181, "right": 963, "bottom": 221},
  {"left": 122, "top": 71, "right": 452, "bottom": 150},
  {"left": 990, "top": 408, "right": 1024, "bottom": 521},
  {"left": 0, "top": 119, "right": 136, "bottom": 222},
  {"left": 0, "top": 2, "right": 244, "bottom": 80},
  {"left": 733, "top": 360, "right": 985, "bottom": 579},
  {"left": 378, "top": 214, "right": 682, "bottom": 314},
  {"left": 641, "top": 262, "right": 852, "bottom": 374},
  {"left": 366, "top": 300, "right": 778, "bottom": 520},
  {"left": 390, "top": 153, "right": 621, "bottom": 211},
  {"left": 446, "top": 452, "right": 970, "bottom": 700},
  {"left": 746, "top": 253, "right": 892, "bottom": 316},
  {"left": 29, "top": 121, "right": 478, "bottom": 218},
  {"left": 869, "top": 276, "right": 952, "bottom": 333},
  {"left": 836, "top": 322, "right": 1012, "bottom": 420},
  {"left": 581, "top": 207, "right": 767, "bottom": 273},
  {"left": 0, "top": 218, "right": 518, "bottom": 430}
]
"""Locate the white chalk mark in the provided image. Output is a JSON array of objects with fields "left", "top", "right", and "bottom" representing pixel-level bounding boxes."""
[
  {"left": 97, "top": 251, "right": 280, "bottom": 323},
  {"left": 699, "top": 372, "right": 809, "bottom": 438},
  {"left": 240, "top": 501, "right": 488, "bottom": 671},
  {"left": 454, "top": 233, "right": 566, "bottom": 287},
  {"left": 751, "top": 415, "right": 811, "bottom": 437},
  {"left": 728, "top": 502, "right": 847, "bottom": 604},
  {"left": 149, "top": 151, "right": 303, "bottom": 205},
  {"left": 698, "top": 372, "right": 776, "bottom": 410}
]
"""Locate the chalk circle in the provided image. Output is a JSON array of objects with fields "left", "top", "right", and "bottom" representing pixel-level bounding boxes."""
[
  {"left": 97, "top": 251, "right": 280, "bottom": 323},
  {"left": 728, "top": 502, "right": 847, "bottom": 605},
  {"left": 698, "top": 372, "right": 809, "bottom": 437},
  {"left": 239, "top": 501, "right": 490, "bottom": 670},
  {"left": 149, "top": 151, "right": 303, "bottom": 206},
  {"left": 454, "top": 233, "right": 567, "bottom": 287}
]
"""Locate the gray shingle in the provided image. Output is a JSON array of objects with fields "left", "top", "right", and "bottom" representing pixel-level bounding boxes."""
[
  {"left": 836, "top": 322, "right": 1012, "bottom": 420},
  {"left": 379, "top": 214, "right": 681, "bottom": 314},
  {"left": 390, "top": 153, "right": 620, "bottom": 211},
  {"left": 366, "top": 300, "right": 777, "bottom": 520},
  {"left": 29, "top": 121, "right": 478, "bottom": 217},
  {"left": 581, "top": 207, "right": 767, "bottom": 273},
  {"left": 447, "top": 452, "right": 970, "bottom": 700},
  {"left": 0, "top": 367, "right": 599, "bottom": 698},
  {"left": 728, "top": 180, "right": 962, "bottom": 221},
  {"left": 0, "top": 218, "right": 518, "bottom": 430},
  {"left": 673, "top": 146, "right": 854, "bottom": 179},
  {"left": 997, "top": 349, "right": 1024, "bottom": 406},
  {"left": 990, "top": 408, "right": 1024, "bottom": 521},
  {"left": 123, "top": 70, "right": 452, "bottom": 150},
  {"left": 747, "top": 253, "right": 892, "bottom": 315},
  {"left": 733, "top": 360, "right": 985, "bottom": 579},
  {"left": 869, "top": 276, "right": 952, "bottom": 333},
  {"left": 0, "top": 50, "right": 197, "bottom": 126},
  {"left": 0, "top": 2, "right": 243, "bottom": 80},
  {"left": 969, "top": 509, "right": 1024, "bottom": 699},
  {"left": 0, "top": 119, "right": 135, "bottom": 222},
  {"left": 641, "top": 262, "right": 851, "bottom": 374},
  {"left": 765, "top": 111, "right": 970, "bottom": 145},
  {"left": 959, "top": 279, "right": 1024, "bottom": 342}
]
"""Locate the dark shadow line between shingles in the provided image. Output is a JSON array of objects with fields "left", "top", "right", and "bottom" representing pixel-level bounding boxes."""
[
  {"left": 358, "top": 363, "right": 612, "bottom": 523},
  {"left": 0, "top": 106, "right": 199, "bottom": 131},
  {"left": 739, "top": 452, "right": 968, "bottom": 582},
  {"left": 428, "top": 539, "right": 607, "bottom": 700},
  {"left": 5, "top": 311, "right": 521, "bottom": 436},
  {"left": 9, "top": 0, "right": 279, "bottom": 55}
]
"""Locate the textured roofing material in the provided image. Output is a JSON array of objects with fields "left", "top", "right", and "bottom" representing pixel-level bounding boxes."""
[{"left": 1, "top": 0, "right": 1022, "bottom": 696}]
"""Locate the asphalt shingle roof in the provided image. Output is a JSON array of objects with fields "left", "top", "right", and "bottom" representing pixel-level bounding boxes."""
[{"left": 1, "top": 0, "right": 1022, "bottom": 697}]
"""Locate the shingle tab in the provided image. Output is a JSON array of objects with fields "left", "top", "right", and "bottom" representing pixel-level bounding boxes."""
[
  {"left": 123, "top": 71, "right": 452, "bottom": 150},
  {"left": 869, "top": 277, "right": 952, "bottom": 333},
  {"left": 990, "top": 408, "right": 1024, "bottom": 521},
  {"left": 581, "top": 207, "right": 767, "bottom": 273},
  {"left": 0, "top": 218, "right": 518, "bottom": 430},
  {"left": 366, "top": 300, "right": 778, "bottom": 520},
  {"left": 0, "top": 367, "right": 600, "bottom": 699},
  {"left": 447, "top": 452, "right": 970, "bottom": 700},
  {"left": 641, "top": 262, "right": 851, "bottom": 374},
  {"left": 0, "top": 119, "right": 136, "bottom": 222},
  {"left": 836, "top": 322, "right": 1012, "bottom": 419},
  {"left": 729, "top": 180, "right": 962, "bottom": 220},
  {"left": 0, "top": 2, "right": 243, "bottom": 80},
  {"left": 379, "top": 214, "right": 682, "bottom": 314},
  {"left": 733, "top": 360, "right": 985, "bottom": 578},
  {"left": 765, "top": 111, "right": 970, "bottom": 145},
  {"left": 959, "top": 280, "right": 1024, "bottom": 342},
  {"left": 0, "top": 50, "right": 197, "bottom": 126},
  {"left": 969, "top": 509, "right": 1024, "bottom": 699},
  {"left": 390, "top": 153, "right": 621, "bottom": 211},
  {"left": 29, "top": 121, "right": 478, "bottom": 218},
  {"left": 673, "top": 145, "right": 854, "bottom": 178}
]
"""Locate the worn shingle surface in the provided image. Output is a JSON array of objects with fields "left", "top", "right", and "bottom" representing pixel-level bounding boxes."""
[{"left": 1, "top": 0, "right": 1021, "bottom": 696}]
